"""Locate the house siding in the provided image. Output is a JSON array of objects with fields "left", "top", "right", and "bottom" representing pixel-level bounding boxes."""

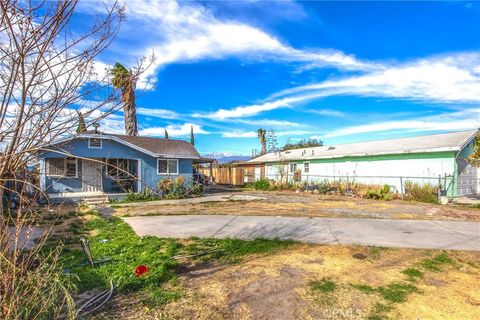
[
  {"left": 265, "top": 151, "right": 458, "bottom": 196},
  {"left": 456, "top": 140, "right": 479, "bottom": 196},
  {"left": 39, "top": 137, "right": 194, "bottom": 194}
]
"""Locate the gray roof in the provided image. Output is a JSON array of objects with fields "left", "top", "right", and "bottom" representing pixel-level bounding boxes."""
[
  {"left": 78, "top": 131, "right": 200, "bottom": 159},
  {"left": 249, "top": 130, "right": 478, "bottom": 164}
]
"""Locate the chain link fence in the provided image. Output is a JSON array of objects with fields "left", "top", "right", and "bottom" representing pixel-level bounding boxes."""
[{"left": 245, "top": 173, "right": 458, "bottom": 196}]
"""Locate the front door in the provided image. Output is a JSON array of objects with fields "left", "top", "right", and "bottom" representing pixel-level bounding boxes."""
[{"left": 82, "top": 160, "right": 103, "bottom": 193}]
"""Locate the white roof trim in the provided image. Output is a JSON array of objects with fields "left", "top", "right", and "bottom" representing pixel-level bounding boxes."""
[{"left": 248, "top": 130, "right": 477, "bottom": 164}]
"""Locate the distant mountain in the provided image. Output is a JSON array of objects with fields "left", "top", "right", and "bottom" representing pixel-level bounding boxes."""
[{"left": 202, "top": 152, "right": 251, "bottom": 164}]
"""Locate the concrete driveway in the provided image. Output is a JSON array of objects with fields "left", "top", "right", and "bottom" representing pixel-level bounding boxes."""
[{"left": 123, "top": 215, "right": 480, "bottom": 251}]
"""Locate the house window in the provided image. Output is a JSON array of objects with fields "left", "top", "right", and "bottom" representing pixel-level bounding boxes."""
[
  {"left": 106, "top": 159, "right": 130, "bottom": 177},
  {"left": 304, "top": 162, "right": 310, "bottom": 173},
  {"left": 89, "top": 138, "right": 102, "bottom": 149},
  {"left": 47, "top": 157, "right": 77, "bottom": 177},
  {"left": 157, "top": 159, "right": 178, "bottom": 175},
  {"left": 289, "top": 163, "right": 297, "bottom": 172}
]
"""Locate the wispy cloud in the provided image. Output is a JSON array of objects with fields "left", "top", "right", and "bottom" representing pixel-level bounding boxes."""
[
  {"left": 236, "top": 119, "right": 304, "bottom": 127},
  {"left": 203, "top": 51, "right": 480, "bottom": 121},
  {"left": 139, "top": 123, "right": 208, "bottom": 137},
  {"left": 305, "top": 109, "right": 347, "bottom": 117},
  {"left": 273, "top": 52, "right": 480, "bottom": 104},
  {"left": 80, "top": 0, "right": 378, "bottom": 88},
  {"left": 324, "top": 108, "right": 480, "bottom": 138},
  {"left": 222, "top": 129, "right": 316, "bottom": 138},
  {"left": 136, "top": 107, "right": 179, "bottom": 119},
  {"left": 194, "top": 92, "right": 328, "bottom": 120},
  {"left": 222, "top": 131, "right": 258, "bottom": 138}
]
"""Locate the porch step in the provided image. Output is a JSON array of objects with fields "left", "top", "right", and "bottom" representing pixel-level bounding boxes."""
[{"left": 83, "top": 195, "right": 109, "bottom": 206}]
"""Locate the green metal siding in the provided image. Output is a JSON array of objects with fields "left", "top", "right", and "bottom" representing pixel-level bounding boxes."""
[{"left": 300, "top": 151, "right": 456, "bottom": 164}]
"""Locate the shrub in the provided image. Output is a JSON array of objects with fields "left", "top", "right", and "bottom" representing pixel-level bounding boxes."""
[
  {"left": 254, "top": 178, "right": 271, "bottom": 191},
  {"left": 124, "top": 188, "right": 159, "bottom": 202},
  {"left": 365, "top": 184, "right": 393, "bottom": 201},
  {"left": 189, "top": 183, "right": 204, "bottom": 196},
  {"left": 404, "top": 181, "right": 439, "bottom": 203},
  {"left": 318, "top": 179, "right": 331, "bottom": 194}
]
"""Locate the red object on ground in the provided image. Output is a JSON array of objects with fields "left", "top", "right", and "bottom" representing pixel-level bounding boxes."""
[{"left": 134, "top": 265, "right": 149, "bottom": 277}]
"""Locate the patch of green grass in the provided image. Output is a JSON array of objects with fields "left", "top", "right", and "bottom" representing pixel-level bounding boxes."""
[
  {"left": 351, "top": 284, "right": 376, "bottom": 294},
  {"left": 368, "top": 303, "right": 393, "bottom": 320},
  {"left": 66, "top": 221, "right": 85, "bottom": 235},
  {"left": 401, "top": 268, "right": 423, "bottom": 282},
  {"left": 309, "top": 278, "right": 336, "bottom": 293},
  {"left": 352, "top": 282, "right": 418, "bottom": 303},
  {"left": 180, "top": 237, "right": 296, "bottom": 263},
  {"left": 377, "top": 283, "right": 418, "bottom": 303},
  {"left": 420, "top": 253, "right": 454, "bottom": 271},
  {"left": 59, "top": 213, "right": 295, "bottom": 307}
]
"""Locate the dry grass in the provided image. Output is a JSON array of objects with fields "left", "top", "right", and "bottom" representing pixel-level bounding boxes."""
[
  {"left": 112, "top": 191, "right": 480, "bottom": 222},
  {"left": 91, "top": 245, "right": 480, "bottom": 320}
]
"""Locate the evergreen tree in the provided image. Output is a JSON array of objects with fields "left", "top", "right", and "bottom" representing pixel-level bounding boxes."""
[
  {"left": 190, "top": 125, "right": 195, "bottom": 145},
  {"left": 76, "top": 110, "right": 86, "bottom": 133}
]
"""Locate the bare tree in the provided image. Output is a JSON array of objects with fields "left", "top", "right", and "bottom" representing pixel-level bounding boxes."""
[{"left": 0, "top": 1, "right": 124, "bottom": 318}]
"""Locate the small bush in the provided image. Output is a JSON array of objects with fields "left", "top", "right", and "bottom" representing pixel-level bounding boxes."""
[
  {"left": 190, "top": 183, "right": 204, "bottom": 196},
  {"left": 124, "top": 188, "right": 159, "bottom": 202},
  {"left": 404, "top": 181, "right": 439, "bottom": 203},
  {"left": 318, "top": 179, "right": 331, "bottom": 194},
  {"left": 254, "top": 178, "right": 271, "bottom": 191},
  {"left": 366, "top": 184, "right": 393, "bottom": 201}
]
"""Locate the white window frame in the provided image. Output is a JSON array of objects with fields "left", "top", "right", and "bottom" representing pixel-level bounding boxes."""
[
  {"left": 106, "top": 158, "right": 130, "bottom": 178},
  {"left": 157, "top": 159, "right": 179, "bottom": 175},
  {"left": 88, "top": 138, "right": 102, "bottom": 149},
  {"left": 304, "top": 162, "right": 310, "bottom": 173},
  {"left": 47, "top": 157, "right": 78, "bottom": 178},
  {"left": 289, "top": 163, "right": 297, "bottom": 172}
]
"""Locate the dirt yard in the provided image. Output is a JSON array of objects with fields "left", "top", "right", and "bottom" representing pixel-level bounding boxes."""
[
  {"left": 92, "top": 245, "right": 480, "bottom": 320},
  {"left": 111, "top": 190, "right": 480, "bottom": 221}
]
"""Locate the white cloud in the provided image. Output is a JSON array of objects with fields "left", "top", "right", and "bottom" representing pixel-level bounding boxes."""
[
  {"left": 195, "top": 92, "right": 329, "bottom": 120},
  {"left": 222, "top": 129, "right": 316, "bottom": 138},
  {"left": 305, "top": 109, "right": 347, "bottom": 117},
  {"left": 273, "top": 52, "right": 480, "bottom": 104},
  {"left": 203, "top": 52, "right": 480, "bottom": 121},
  {"left": 80, "top": 0, "right": 377, "bottom": 88},
  {"left": 222, "top": 131, "right": 257, "bottom": 138},
  {"left": 236, "top": 119, "right": 303, "bottom": 127},
  {"left": 139, "top": 123, "right": 208, "bottom": 137},
  {"left": 136, "top": 107, "right": 179, "bottom": 119},
  {"left": 324, "top": 108, "right": 480, "bottom": 138}
]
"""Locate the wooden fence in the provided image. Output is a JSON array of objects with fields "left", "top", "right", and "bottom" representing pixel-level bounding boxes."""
[{"left": 198, "top": 167, "right": 245, "bottom": 186}]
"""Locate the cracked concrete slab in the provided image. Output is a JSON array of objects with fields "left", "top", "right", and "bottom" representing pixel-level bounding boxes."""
[{"left": 123, "top": 215, "right": 480, "bottom": 251}]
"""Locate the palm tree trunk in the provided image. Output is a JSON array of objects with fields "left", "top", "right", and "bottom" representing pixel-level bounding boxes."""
[{"left": 123, "top": 89, "right": 138, "bottom": 136}]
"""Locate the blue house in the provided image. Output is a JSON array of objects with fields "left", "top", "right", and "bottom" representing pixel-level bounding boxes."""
[{"left": 38, "top": 131, "right": 201, "bottom": 202}]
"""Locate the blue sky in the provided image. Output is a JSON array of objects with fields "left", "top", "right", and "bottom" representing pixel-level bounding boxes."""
[{"left": 77, "top": 1, "right": 480, "bottom": 156}]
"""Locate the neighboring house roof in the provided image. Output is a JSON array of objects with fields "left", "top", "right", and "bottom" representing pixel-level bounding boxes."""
[
  {"left": 248, "top": 129, "right": 478, "bottom": 164},
  {"left": 44, "top": 131, "right": 200, "bottom": 159}
]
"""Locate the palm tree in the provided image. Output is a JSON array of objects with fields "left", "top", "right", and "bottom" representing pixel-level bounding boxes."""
[
  {"left": 257, "top": 128, "right": 267, "bottom": 155},
  {"left": 190, "top": 125, "right": 195, "bottom": 145},
  {"left": 111, "top": 62, "right": 138, "bottom": 136}
]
